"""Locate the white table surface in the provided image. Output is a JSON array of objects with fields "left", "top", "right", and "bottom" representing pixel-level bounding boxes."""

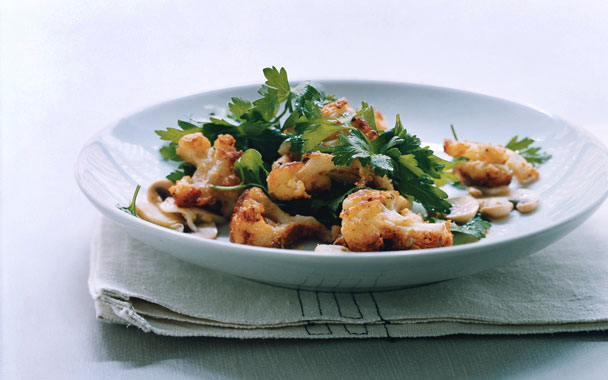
[{"left": 2, "top": 1, "right": 608, "bottom": 379}]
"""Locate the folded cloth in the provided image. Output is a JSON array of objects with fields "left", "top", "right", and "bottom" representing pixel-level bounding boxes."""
[{"left": 90, "top": 218, "right": 608, "bottom": 339}]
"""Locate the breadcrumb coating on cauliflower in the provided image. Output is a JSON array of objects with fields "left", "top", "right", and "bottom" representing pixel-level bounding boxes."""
[
  {"left": 350, "top": 116, "right": 379, "bottom": 140},
  {"left": 320, "top": 98, "right": 356, "bottom": 119},
  {"left": 229, "top": 187, "right": 337, "bottom": 248},
  {"left": 340, "top": 189, "right": 453, "bottom": 251},
  {"left": 169, "top": 133, "right": 243, "bottom": 216},
  {"left": 267, "top": 152, "right": 393, "bottom": 201},
  {"left": 454, "top": 160, "right": 513, "bottom": 188},
  {"left": 444, "top": 139, "right": 539, "bottom": 184}
]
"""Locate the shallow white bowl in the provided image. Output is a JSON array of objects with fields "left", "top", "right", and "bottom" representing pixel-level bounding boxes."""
[{"left": 75, "top": 81, "right": 608, "bottom": 291}]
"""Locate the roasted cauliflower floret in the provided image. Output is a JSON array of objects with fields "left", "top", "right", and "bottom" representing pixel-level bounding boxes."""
[
  {"left": 444, "top": 139, "right": 539, "bottom": 185},
  {"left": 169, "top": 133, "right": 243, "bottom": 216},
  {"left": 267, "top": 152, "right": 393, "bottom": 201},
  {"left": 271, "top": 141, "right": 300, "bottom": 169},
  {"left": 374, "top": 110, "right": 388, "bottom": 130},
  {"left": 230, "top": 187, "right": 336, "bottom": 248},
  {"left": 350, "top": 116, "right": 379, "bottom": 140},
  {"left": 320, "top": 98, "right": 356, "bottom": 119},
  {"left": 453, "top": 160, "right": 513, "bottom": 188},
  {"left": 320, "top": 98, "right": 387, "bottom": 141},
  {"left": 340, "top": 189, "right": 453, "bottom": 251}
]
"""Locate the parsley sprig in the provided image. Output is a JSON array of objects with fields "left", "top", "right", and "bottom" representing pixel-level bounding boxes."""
[
  {"left": 427, "top": 212, "right": 491, "bottom": 245},
  {"left": 333, "top": 115, "right": 451, "bottom": 213},
  {"left": 450, "top": 213, "right": 491, "bottom": 245},
  {"left": 117, "top": 185, "right": 141, "bottom": 217},
  {"left": 211, "top": 149, "right": 269, "bottom": 191},
  {"left": 505, "top": 136, "right": 552, "bottom": 165},
  {"left": 201, "top": 66, "right": 339, "bottom": 162}
]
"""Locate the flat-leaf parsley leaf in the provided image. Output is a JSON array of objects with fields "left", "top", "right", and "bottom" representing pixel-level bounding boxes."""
[{"left": 505, "top": 136, "right": 552, "bottom": 166}]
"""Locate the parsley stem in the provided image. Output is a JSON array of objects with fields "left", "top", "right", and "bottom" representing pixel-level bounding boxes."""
[
  {"left": 450, "top": 124, "right": 458, "bottom": 141},
  {"left": 210, "top": 184, "right": 246, "bottom": 191},
  {"left": 117, "top": 184, "right": 141, "bottom": 217},
  {"left": 271, "top": 104, "right": 289, "bottom": 124},
  {"left": 129, "top": 185, "right": 141, "bottom": 217}
]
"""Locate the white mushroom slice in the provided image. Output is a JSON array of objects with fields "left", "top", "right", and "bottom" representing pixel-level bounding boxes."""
[
  {"left": 509, "top": 188, "right": 540, "bottom": 213},
  {"left": 147, "top": 179, "right": 174, "bottom": 203},
  {"left": 190, "top": 222, "right": 218, "bottom": 239},
  {"left": 479, "top": 185, "right": 511, "bottom": 196},
  {"left": 136, "top": 181, "right": 220, "bottom": 238},
  {"left": 136, "top": 195, "right": 184, "bottom": 232},
  {"left": 468, "top": 186, "right": 483, "bottom": 198},
  {"left": 161, "top": 199, "right": 205, "bottom": 231},
  {"left": 479, "top": 197, "right": 514, "bottom": 219},
  {"left": 314, "top": 244, "right": 350, "bottom": 253},
  {"left": 446, "top": 196, "right": 480, "bottom": 223},
  {"left": 159, "top": 197, "right": 225, "bottom": 226},
  {"left": 468, "top": 185, "right": 510, "bottom": 197}
]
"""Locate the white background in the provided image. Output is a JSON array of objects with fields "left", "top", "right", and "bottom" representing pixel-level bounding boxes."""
[{"left": 1, "top": 1, "right": 607, "bottom": 378}]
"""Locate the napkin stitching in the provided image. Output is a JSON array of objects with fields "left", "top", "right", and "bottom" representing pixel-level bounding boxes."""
[
  {"left": 296, "top": 290, "right": 304, "bottom": 316},
  {"left": 333, "top": 292, "right": 364, "bottom": 320},
  {"left": 304, "top": 324, "right": 332, "bottom": 336},
  {"left": 370, "top": 292, "right": 391, "bottom": 338},
  {"left": 344, "top": 324, "right": 369, "bottom": 335},
  {"left": 315, "top": 292, "right": 323, "bottom": 315},
  {"left": 297, "top": 290, "right": 376, "bottom": 336},
  {"left": 296, "top": 290, "right": 334, "bottom": 336}
]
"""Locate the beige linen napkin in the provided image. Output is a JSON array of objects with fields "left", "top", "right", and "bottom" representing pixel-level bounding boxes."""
[{"left": 90, "top": 218, "right": 608, "bottom": 338}]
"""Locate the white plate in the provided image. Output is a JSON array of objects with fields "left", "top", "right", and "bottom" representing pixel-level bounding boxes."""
[{"left": 75, "top": 81, "right": 608, "bottom": 291}]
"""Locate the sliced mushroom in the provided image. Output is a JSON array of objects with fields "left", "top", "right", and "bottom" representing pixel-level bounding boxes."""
[
  {"left": 314, "top": 244, "right": 350, "bottom": 253},
  {"left": 147, "top": 179, "right": 173, "bottom": 203},
  {"left": 159, "top": 197, "right": 225, "bottom": 227},
  {"left": 137, "top": 180, "right": 222, "bottom": 239},
  {"left": 468, "top": 186, "right": 483, "bottom": 198},
  {"left": 509, "top": 188, "right": 540, "bottom": 213},
  {"left": 468, "top": 185, "right": 511, "bottom": 198},
  {"left": 481, "top": 185, "right": 511, "bottom": 196},
  {"left": 446, "top": 196, "right": 480, "bottom": 223},
  {"left": 136, "top": 194, "right": 185, "bottom": 231},
  {"left": 190, "top": 222, "right": 218, "bottom": 239},
  {"left": 479, "top": 197, "right": 514, "bottom": 219}
]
